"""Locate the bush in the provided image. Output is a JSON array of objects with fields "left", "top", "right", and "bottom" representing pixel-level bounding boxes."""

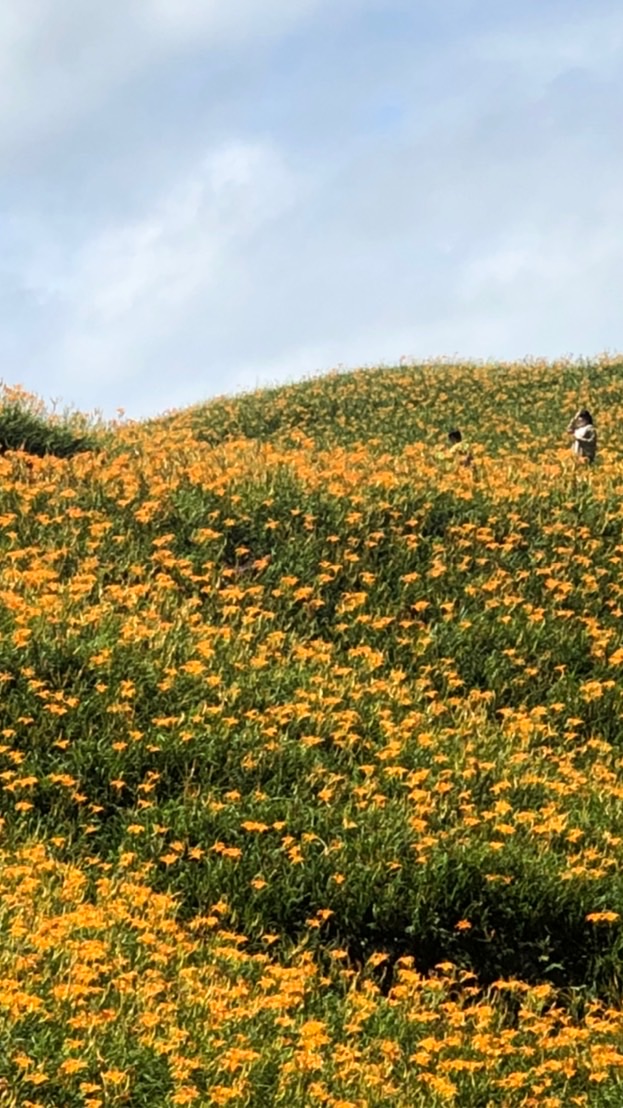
[{"left": 0, "top": 385, "right": 99, "bottom": 458}]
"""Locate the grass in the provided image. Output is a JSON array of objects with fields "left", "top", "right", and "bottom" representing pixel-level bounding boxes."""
[
  {"left": 0, "top": 384, "right": 100, "bottom": 460},
  {"left": 2, "top": 358, "right": 623, "bottom": 1104}
]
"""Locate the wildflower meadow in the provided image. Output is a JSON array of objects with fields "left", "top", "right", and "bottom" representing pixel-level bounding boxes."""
[{"left": 2, "top": 358, "right": 623, "bottom": 1106}]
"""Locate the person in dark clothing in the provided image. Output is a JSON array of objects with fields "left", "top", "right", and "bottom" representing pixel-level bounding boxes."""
[
  {"left": 447, "top": 428, "right": 473, "bottom": 466},
  {"left": 567, "top": 409, "right": 597, "bottom": 463}
]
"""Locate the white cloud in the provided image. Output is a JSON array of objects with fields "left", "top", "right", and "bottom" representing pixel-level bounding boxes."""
[
  {"left": 0, "top": 3, "right": 137, "bottom": 153},
  {"left": 2, "top": 0, "right": 623, "bottom": 418},
  {"left": 471, "top": 5, "right": 623, "bottom": 81},
  {"left": 49, "top": 140, "right": 303, "bottom": 393},
  {"left": 0, "top": 0, "right": 371, "bottom": 160},
  {"left": 145, "top": 0, "right": 346, "bottom": 42}
]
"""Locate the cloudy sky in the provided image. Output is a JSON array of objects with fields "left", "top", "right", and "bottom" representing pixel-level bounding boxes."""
[{"left": 1, "top": 0, "right": 622, "bottom": 418}]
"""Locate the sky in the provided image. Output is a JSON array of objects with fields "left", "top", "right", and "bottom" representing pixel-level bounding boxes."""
[{"left": 1, "top": 0, "right": 622, "bottom": 419}]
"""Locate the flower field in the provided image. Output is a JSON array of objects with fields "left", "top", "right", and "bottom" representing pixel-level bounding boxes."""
[{"left": 2, "top": 358, "right": 623, "bottom": 1105}]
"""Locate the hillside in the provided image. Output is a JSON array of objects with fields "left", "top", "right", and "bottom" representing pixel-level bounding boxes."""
[{"left": 2, "top": 358, "right": 623, "bottom": 1106}]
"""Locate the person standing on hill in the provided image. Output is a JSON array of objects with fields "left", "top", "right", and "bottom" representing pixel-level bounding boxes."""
[
  {"left": 447, "top": 428, "right": 473, "bottom": 467},
  {"left": 567, "top": 409, "right": 597, "bottom": 464}
]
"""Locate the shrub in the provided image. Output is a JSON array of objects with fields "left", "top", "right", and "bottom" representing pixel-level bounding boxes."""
[{"left": 0, "top": 384, "right": 99, "bottom": 458}]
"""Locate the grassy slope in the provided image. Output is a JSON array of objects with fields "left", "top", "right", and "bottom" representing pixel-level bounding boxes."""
[{"left": 2, "top": 359, "right": 623, "bottom": 1105}]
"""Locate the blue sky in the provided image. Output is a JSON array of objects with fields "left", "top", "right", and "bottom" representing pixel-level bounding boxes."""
[{"left": 1, "top": 0, "right": 622, "bottom": 418}]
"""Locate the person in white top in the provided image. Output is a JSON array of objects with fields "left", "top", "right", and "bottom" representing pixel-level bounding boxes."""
[{"left": 567, "top": 408, "right": 597, "bottom": 463}]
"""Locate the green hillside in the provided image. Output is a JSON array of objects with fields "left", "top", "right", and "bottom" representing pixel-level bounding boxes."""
[{"left": 2, "top": 360, "right": 623, "bottom": 1106}]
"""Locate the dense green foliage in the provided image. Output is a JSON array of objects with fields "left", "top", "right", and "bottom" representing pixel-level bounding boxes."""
[
  {"left": 0, "top": 386, "right": 99, "bottom": 458},
  {"left": 190, "top": 356, "right": 623, "bottom": 455},
  {"left": 2, "top": 358, "right": 623, "bottom": 1105}
]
